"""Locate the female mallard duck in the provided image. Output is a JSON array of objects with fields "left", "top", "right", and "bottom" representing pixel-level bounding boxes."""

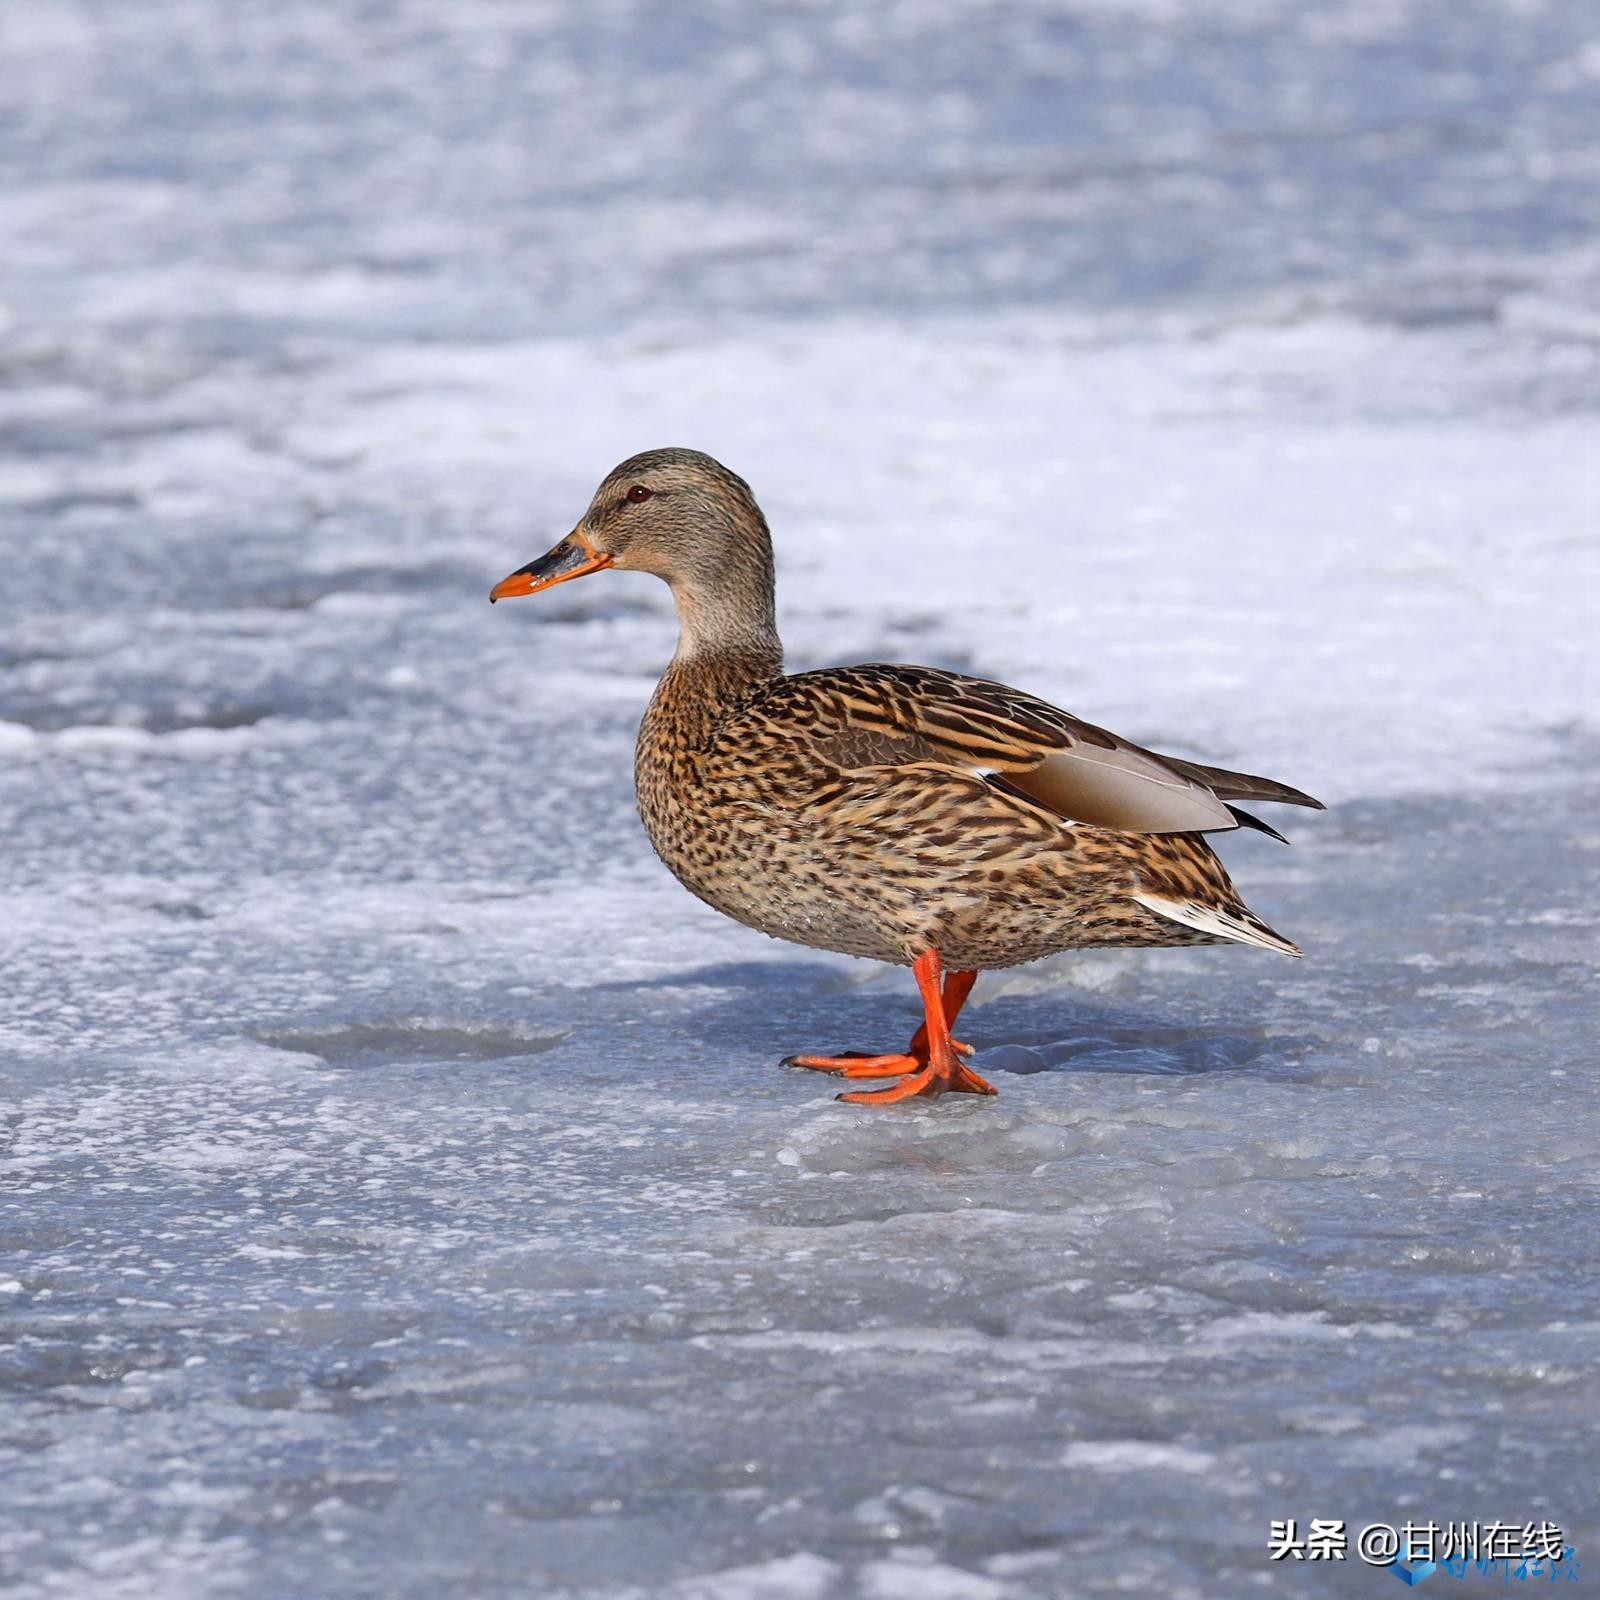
[{"left": 492, "top": 448, "right": 1322, "bottom": 1104}]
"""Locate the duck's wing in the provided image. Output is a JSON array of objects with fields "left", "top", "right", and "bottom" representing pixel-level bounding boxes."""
[
  {"left": 1156, "top": 756, "right": 1324, "bottom": 811},
  {"left": 750, "top": 664, "right": 1321, "bottom": 837}
]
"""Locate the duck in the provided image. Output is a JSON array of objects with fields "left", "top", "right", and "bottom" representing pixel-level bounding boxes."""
[{"left": 491, "top": 448, "right": 1322, "bottom": 1104}]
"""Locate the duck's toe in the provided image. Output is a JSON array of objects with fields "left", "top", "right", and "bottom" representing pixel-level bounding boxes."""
[
  {"left": 782, "top": 1051, "right": 921, "bottom": 1078},
  {"left": 781, "top": 1038, "right": 973, "bottom": 1076}
]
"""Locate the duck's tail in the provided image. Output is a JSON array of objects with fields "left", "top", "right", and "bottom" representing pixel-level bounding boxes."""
[{"left": 1132, "top": 889, "right": 1302, "bottom": 958}]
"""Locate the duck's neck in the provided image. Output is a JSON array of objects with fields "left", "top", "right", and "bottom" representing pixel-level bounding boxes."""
[
  {"left": 647, "top": 572, "right": 783, "bottom": 749},
  {"left": 670, "top": 574, "right": 781, "bottom": 673}
]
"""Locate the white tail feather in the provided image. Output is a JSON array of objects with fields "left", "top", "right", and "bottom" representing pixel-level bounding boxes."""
[{"left": 1133, "top": 891, "right": 1302, "bottom": 958}]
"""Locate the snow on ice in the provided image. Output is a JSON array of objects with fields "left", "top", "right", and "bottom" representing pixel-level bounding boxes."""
[{"left": 0, "top": 2, "right": 1597, "bottom": 1597}]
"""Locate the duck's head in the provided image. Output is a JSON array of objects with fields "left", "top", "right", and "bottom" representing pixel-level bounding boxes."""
[{"left": 490, "top": 447, "right": 774, "bottom": 609}]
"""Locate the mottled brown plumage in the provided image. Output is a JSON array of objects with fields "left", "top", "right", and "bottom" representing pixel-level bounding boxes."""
[{"left": 492, "top": 447, "right": 1323, "bottom": 1102}]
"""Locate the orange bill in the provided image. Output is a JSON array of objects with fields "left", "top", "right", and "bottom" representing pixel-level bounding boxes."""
[{"left": 490, "top": 526, "right": 613, "bottom": 602}]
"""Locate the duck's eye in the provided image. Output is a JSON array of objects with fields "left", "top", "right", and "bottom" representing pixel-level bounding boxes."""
[{"left": 626, "top": 484, "right": 653, "bottom": 505}]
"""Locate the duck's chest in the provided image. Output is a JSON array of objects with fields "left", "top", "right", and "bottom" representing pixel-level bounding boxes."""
[
  {"left": 633, "top": 703, "right": 708, "bottom": 872},
  {"left": 632, "top": 673, "right": 893, "bottom": 957},
  {"left": 635, "top": 685, "right": 765, "bottom": 890}
]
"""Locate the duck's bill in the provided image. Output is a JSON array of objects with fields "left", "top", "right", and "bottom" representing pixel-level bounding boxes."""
[{"left": 490, "top": 527, "right": 613, "bottom": 602}]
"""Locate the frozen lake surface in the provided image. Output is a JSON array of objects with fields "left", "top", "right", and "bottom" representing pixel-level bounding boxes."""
[{"left": 2, "top": 2, "right": 1598, "bottom": 1597}]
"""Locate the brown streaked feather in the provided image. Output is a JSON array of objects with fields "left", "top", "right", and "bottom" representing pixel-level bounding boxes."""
[{"left": 747, "top": 664, "right": 1314, "bottom": 837}]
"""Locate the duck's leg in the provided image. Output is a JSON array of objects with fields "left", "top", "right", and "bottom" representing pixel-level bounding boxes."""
[
  {"left": 838, "top": 951, "right": 996, "bottom": 1103},
  {"left": 783, "top": 962, "right": 979, "bottom": 1079},
  {"left": 905, "top": 967, "right": 978, "bottom": 1060},
  {"left": 787, "top": 951, "right": 995, "bottom": 1102}
]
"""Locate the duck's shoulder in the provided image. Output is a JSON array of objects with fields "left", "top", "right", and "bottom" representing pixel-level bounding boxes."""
[{"left": 718, "top": 661, "right": 1077, "bottom": 763}]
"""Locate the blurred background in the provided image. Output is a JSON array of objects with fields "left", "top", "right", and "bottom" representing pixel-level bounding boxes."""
[
  {"left": 6, "top": 0, "right": 1600, "bottom": 333},
  {"left": 1, "top": 4, "right": 1597, "bottom": 1599}
]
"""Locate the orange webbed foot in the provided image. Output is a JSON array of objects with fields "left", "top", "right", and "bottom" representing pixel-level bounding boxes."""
[
  {"left": 785, "top": 960, "right": 994, "bottom": 1105},
  {"left": 835, "top": 1058, "right": 997, "bottom": 1103},
  {"left": 782, "top": 1039, "right": 974, "bottom": 1078}
]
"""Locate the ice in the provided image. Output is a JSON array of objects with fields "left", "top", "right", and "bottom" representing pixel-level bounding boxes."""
[{"left": 2, "top": 1, "right": 1599, "bottom": 1598}]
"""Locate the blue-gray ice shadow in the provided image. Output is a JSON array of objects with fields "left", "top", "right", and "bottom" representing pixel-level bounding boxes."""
[{"left": 596, "top": 961, "right": 1304, "bottom": 1079}]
